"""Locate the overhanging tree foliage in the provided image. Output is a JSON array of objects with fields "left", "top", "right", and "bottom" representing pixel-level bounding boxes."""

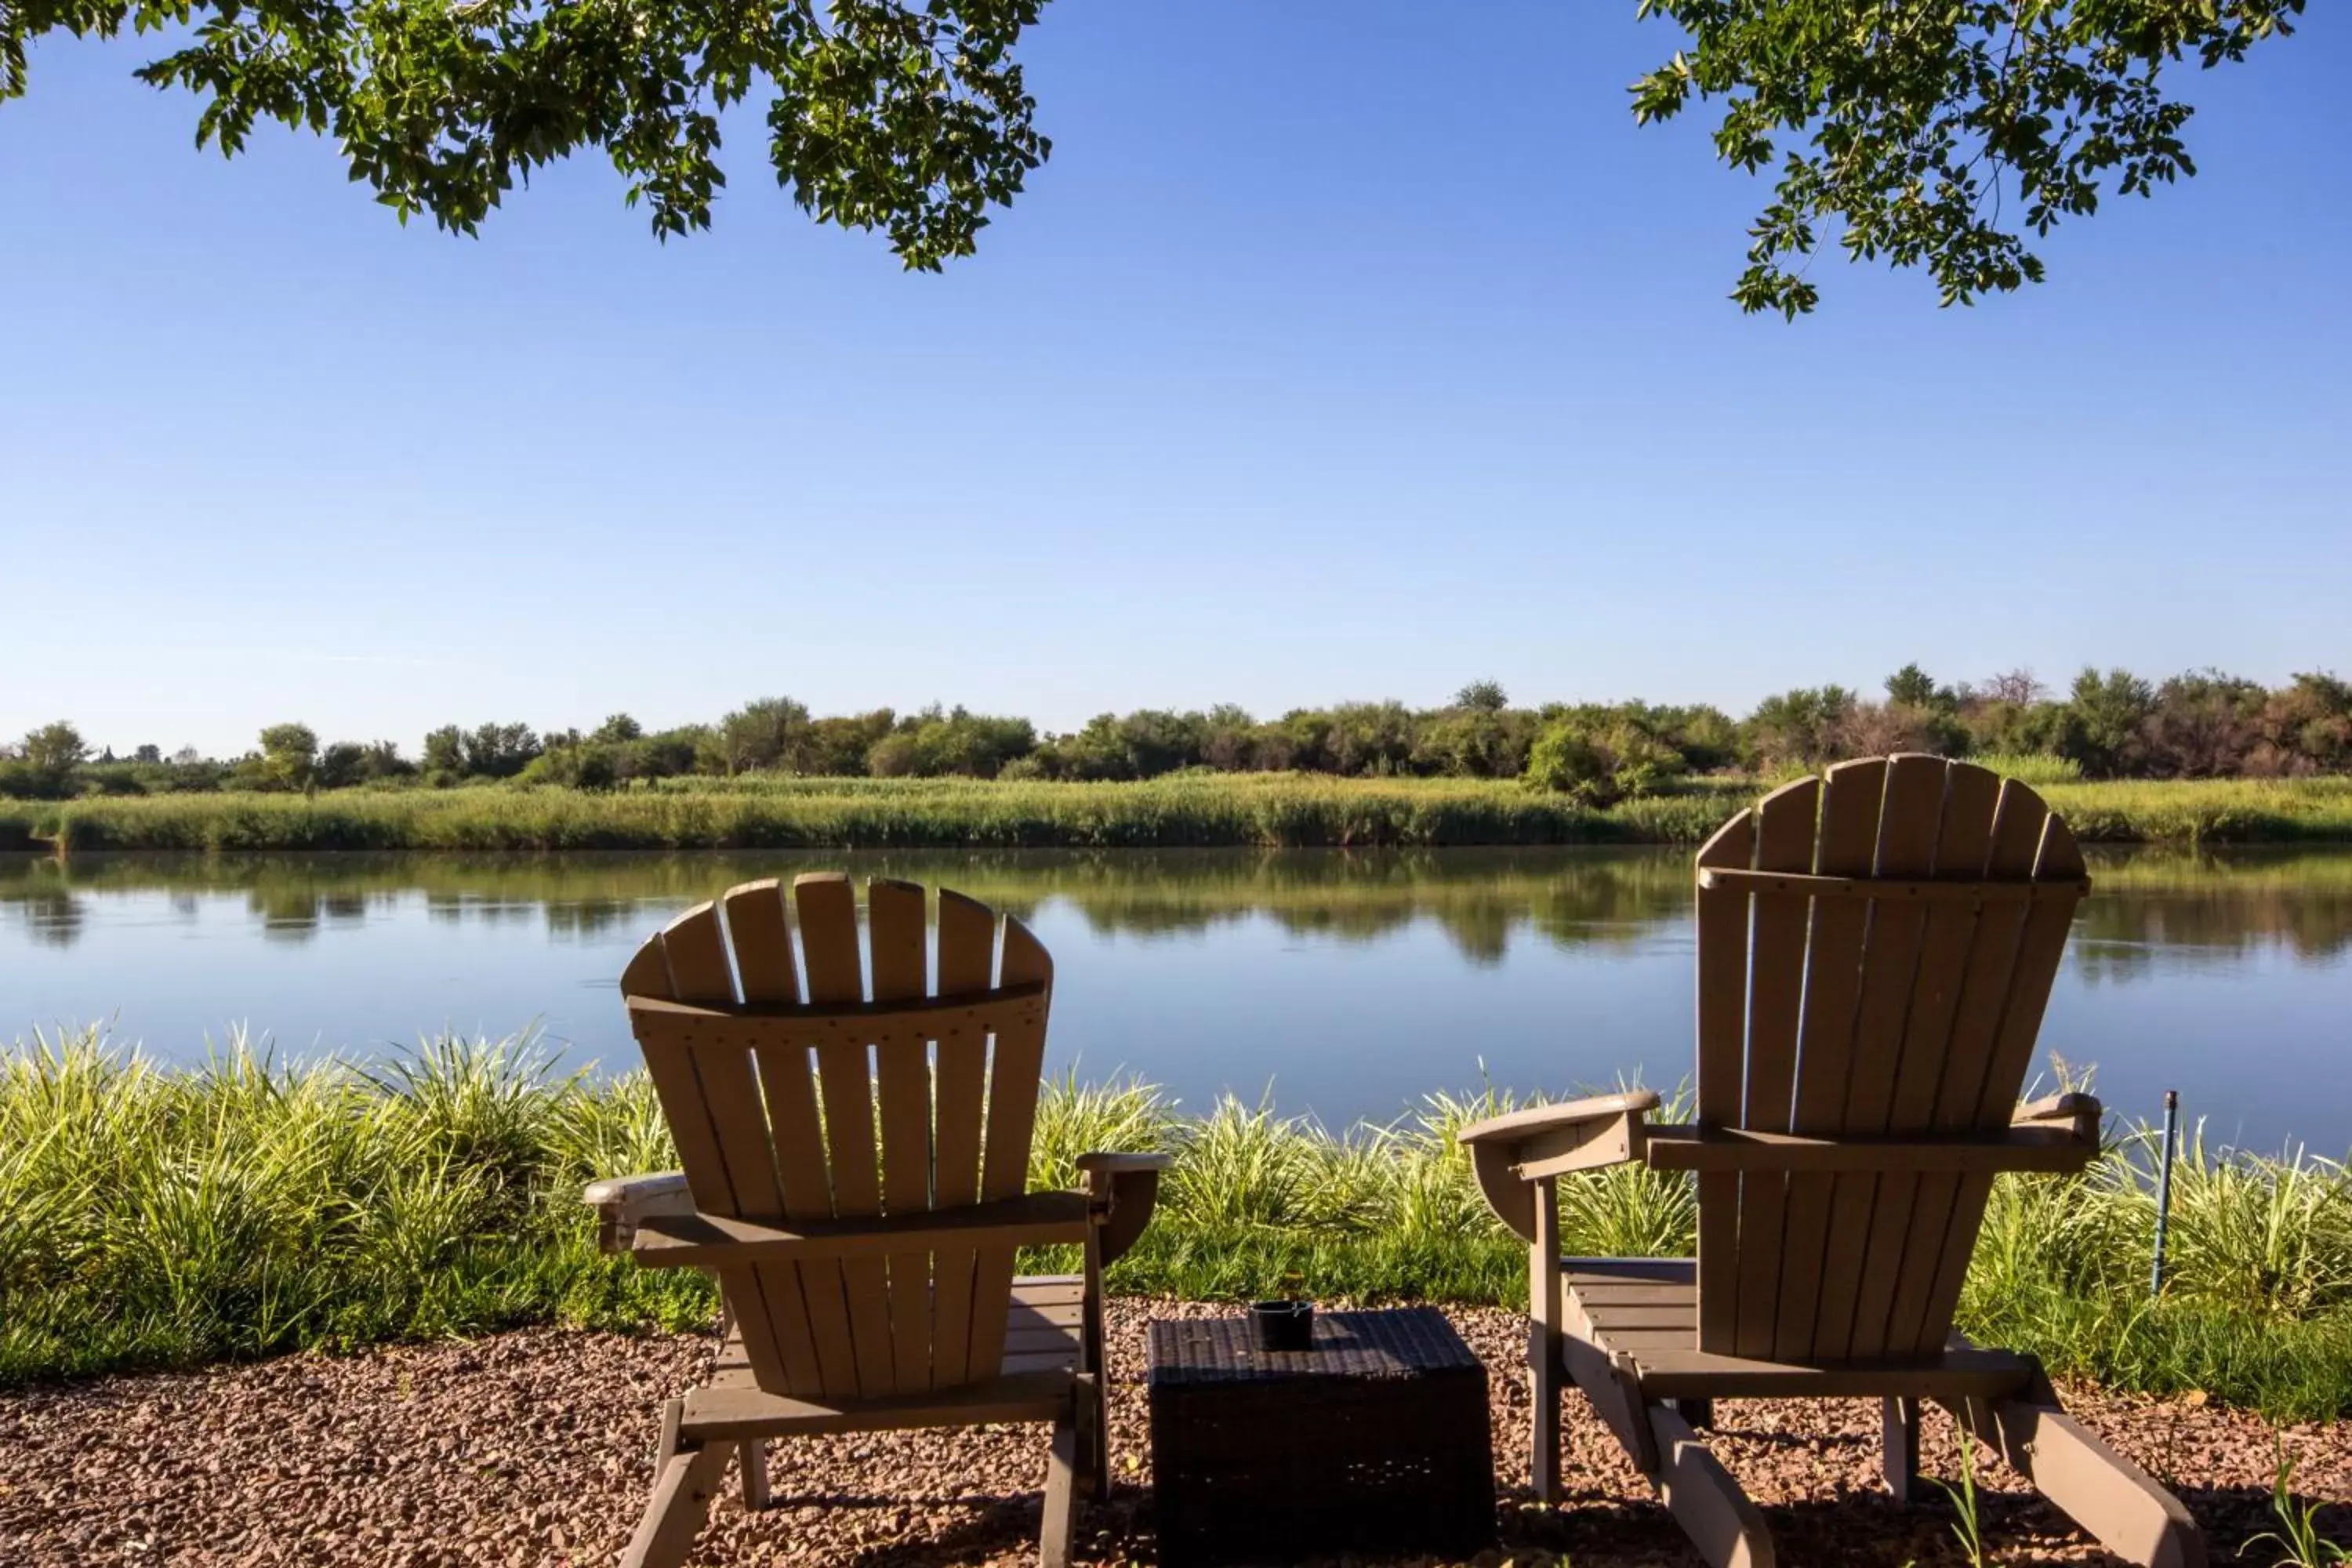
[
  {"left": 3, "top": 0, "right": 1050, "bottom": 268},
  {"left": 1630, "top": 0, "right": 2307, "bottom": 313},
  {"left": 0, "top": 0, "right": 2305, "bottom": 306}
]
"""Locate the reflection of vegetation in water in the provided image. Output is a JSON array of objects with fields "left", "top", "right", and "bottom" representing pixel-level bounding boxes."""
[
  {"left": 2, "top": 887, "right": 82, "bottom": 948},
  {"left": 944, "top": 849, "right": 1697, "bottom": 966},
  {"left": 2074, "top": 850, "right": 2352, "bottom": 978},
  {"left": 3, "top": 847, "right": 2350, "bottom": 967},
  {"left": 541, "top": 898, "right": 641, "bottom": 939},
  {"left": 0, "top": 848, "right": 1704, "bottom": 964},
  {"left": 252, "top": 884, "right": 379, "bottom": 944}
]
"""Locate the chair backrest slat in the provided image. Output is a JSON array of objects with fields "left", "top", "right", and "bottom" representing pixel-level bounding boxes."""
[
  {"left": 723, "top": 881, "right": 799, "bottom": 1004},
  {"left": 1929, "top": 788, "right": 2052, "bottom": 1130},
  {"left": 983, "top": 919, "right": 1054, "bottom": 1201},
  {"left": 633, "top": 902, "right": 806, "bottom": 1392},
  {"left": 1762, "top": 758, "right": 1886, "bottom": 1360},
  {"left": 713, "top": 877, "right": 858, "bottom": 1397},
  {"left": 1693, "top": 755, "right": 2088, "bottom": 1363},
  {"left": 1691, "top": 811, "right": 1757, "bottom": 1352},
  {"left": 869, "top": 879, "right": 938, "bottom": 1391},
  {"left": 928, "top": 889, "right": 998, "bottom": 1388},
  {"left": 1908, "top": 791, "right": 2085, "bottom": 1354},
  {"left": 1803, "top": 755, "right": 1945, "bottom": 1360},
  {"left": 795, "top": 874, "right": 898, "bottom": 1396},
  {"left": 661, "top": 904, "right": 738, "bottom": 1004},
  {"left": 963, "top": 916, "right": 1054, "bottom": 1385},
  {"left": 1728, "top": 777, "right": 1821, "bottom": 1358},
  {"left": 621, "top": 877, "right": 1057, "bottom": 1401},
  {"left": 1853, "top": 763, "right": 2002, "bottom": 1359}
]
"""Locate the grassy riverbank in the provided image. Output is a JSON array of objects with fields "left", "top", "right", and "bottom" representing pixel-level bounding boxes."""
[
  {"left": 5, "top": 1032, "right": 2347, "bottom": 1418},
  {"left": 8, "top": 772, "right": 2352, "bottom": 852},
  {"left": 5, "top": 774, "right": 1738, "bottom": 851}
]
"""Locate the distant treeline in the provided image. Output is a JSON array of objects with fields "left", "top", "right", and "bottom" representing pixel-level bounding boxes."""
[{"left": 7, "top": 666, "right": 2350, "bottom": 805}]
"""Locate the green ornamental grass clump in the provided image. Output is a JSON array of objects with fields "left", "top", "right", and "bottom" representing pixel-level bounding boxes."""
[{"left": 5, "top": 1032, "right": 2351, "bottom": 1419}]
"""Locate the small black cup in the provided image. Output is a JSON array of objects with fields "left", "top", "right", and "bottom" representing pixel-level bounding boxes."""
[{"left": 1248, "top": 1299, "right": 1315, "bottom": 1352}]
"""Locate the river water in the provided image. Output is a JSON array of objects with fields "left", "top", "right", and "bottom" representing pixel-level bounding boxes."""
[{"left": 5, "top": 848, "right": 2347, "bottom": 1151}]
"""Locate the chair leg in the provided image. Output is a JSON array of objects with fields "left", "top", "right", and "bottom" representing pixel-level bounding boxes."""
[
  {"left": 1947, "top": 1372, "right": 2206, "bottom": 1568},
  {"left": 1882, "top": 1396, "right": 1922, "bottom": 1501},
  {"left": 1078, "top": 1371, "right": 1109, "bottom": 1500},
  {"left": 1559, "top": 1332, "right": 1657, "bottom": 1475},
  {"left": 1648, "top": 1403, "right": 1777, "bottom": 1568},
  {"left": 1528, "top": 1195, "right": 1564, "bottom": 1502},
  {"left": 740, "top": 1437, "right": 771, "bottom": 1510},
  {"left": 1529, "top": 1335, "right": 1563, "bottom": 1502},
  {"left": 622, "top": 1399, "right": 734, "bottom": 1568},
  {"left": 1040, "top": 1399, "right": 1080, "bottom": 1568},
  {"left": 1671, "top": 1396, "right": 1715, "bottom": 1431}
]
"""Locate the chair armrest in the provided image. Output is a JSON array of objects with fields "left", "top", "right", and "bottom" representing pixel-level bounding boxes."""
[
  {"left": 1456, "top": 1090, "right": 1662, "bottom": 1147},
  {"left": 582, "top": 1171, "right": 695, "bottom": 1252},
  {"left": 2014, "top": 1091, "right": 2103, "bottom": 1148},
  {"left": 1457, "top": 1091, "right": 1662, "bottom": 1246},
  {"left": 1073, "top": 1151, "right": 1174, "bottom": 1174},
  {"left": 1076, "top": 1152, "right": 1171, "bottom": 1267}
]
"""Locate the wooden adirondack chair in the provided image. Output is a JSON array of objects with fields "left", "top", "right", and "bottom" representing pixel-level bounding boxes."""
[
  {"left": 583, "top": 874, "right": 1170, "bottom": 1568},
  {"left": 1460, "top": 755, "right": 2204, "bottom": 1568}
]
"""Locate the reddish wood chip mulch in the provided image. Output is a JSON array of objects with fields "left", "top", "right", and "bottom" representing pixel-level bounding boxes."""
[{"left": 1, "top": 1302, "right": 2343, "bottom": 1566}]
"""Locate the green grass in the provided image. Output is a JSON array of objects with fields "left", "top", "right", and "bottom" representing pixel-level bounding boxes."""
[
  {"left": 6, "top": 1030, "right": 2350, "bottom": 1419},
  {"left": 1966, "top": 751, "right": 2085, "bottom": 786},
  {"left": 9, "top": 772, "right": 2350, "bottom": 852},
  {"left": 1958, "top": 1120, "right": 2352, "bottom": 1418},
  {"left": 2042, "top": 777, "right": 2352, "bottom": 846},
  {"left": 0, "top": 1028, "right": 714, "bottom": 1383},
  {"left": 6, "top": 775, "right": 1744, "bottom": 852}
]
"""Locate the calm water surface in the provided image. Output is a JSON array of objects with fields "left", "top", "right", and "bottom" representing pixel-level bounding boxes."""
[{"left": 4, "top": 848, "right": 2348, "bottom": 1150}]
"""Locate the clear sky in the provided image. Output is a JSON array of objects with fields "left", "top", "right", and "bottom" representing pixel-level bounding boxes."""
[{"left": 3, "top": 2, "right": 2346, "bottom": 758}]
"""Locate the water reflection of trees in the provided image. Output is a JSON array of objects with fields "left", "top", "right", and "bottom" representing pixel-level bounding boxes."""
[
  {"left": 543, "top": 898, "right": 640, "bottom": 939},
  {"left": 2072, "top": 850, "right": 2352, "bottom": 978},
  {"left": 5, "top": 887, "right": 83, "bottom": 947},
  {"left": 0, "top": 848, "right": 1702, "bottom": 960},
  {"left": 2, "top": 846, "right": 2349, "bottom": 969},
  {"left": 957, "top": 850, "right": 1697, "bottom": 964},
  {"left": 2071, "top": 895, "right": 2352, "bottom": 980},
  {"left": 424, "top": 894, "right": 545, "bottom": 930},
  {"left": 252, "top": 887, "right": 376, "bottom": 943}
]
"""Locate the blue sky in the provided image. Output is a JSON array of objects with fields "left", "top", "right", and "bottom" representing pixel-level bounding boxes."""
[{"left": 4, "top": 2, "right": 2346, "bottom": 757}]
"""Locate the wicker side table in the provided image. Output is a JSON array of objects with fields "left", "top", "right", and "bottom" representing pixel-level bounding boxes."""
[{"left": 1146, "top": 1307, "right": 1496, "bottom": 1567}]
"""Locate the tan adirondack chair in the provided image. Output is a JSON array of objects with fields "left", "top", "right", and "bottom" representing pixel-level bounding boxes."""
[
  {"left": 1460, "top": 756, "right": 2205, "bottom": 1568},
  {"left": 583, "top": 874, "right": 1170, "bottom": 1568}
]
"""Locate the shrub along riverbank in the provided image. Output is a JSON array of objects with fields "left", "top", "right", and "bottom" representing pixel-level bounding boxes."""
[
  {"left": 8, "top": 772, "right": 2352, "bottom": 852},
  {"left": 5, "top": 1032, "right": 2348, "bottom": 1420}
]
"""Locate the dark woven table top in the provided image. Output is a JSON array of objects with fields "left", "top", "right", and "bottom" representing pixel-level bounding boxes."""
[{"left": 1146, "top": 1307, "right": 1481, "bottom": 1387}]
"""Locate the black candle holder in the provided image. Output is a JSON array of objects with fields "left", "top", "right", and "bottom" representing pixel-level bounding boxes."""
[{"left": 1247, "top": 1298, "right": 1315, "bottom": 1352}]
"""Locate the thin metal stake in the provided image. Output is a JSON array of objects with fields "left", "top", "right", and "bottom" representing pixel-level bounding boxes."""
[{"left": 2151, "top": 1089, "right": 2180, "bottom": 1298}]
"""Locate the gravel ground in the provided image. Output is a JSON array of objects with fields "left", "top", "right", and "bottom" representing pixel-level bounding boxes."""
[{"left": 2, "top": 1301, "right": 2344, "bottom": 1566}]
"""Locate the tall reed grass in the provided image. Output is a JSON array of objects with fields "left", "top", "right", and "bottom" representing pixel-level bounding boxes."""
[
  {"left": 1968, "top": 752, "right": 2085, "bottom": 786},
  {"left": 2043, "top": 777, "right": 2352, "bottom": 847},
  {"left": 5, "top": 1032, "right": 2348, "bottom": 1417},
  {"left": 8, "top": 776, "right": 1739, "bottom": 854},
  {"left": 0, "top": 1029, "right": 710, "bottom": 1384},
  {"left": 12, "top": 773, "right": 2348, "bottom": 853}
]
